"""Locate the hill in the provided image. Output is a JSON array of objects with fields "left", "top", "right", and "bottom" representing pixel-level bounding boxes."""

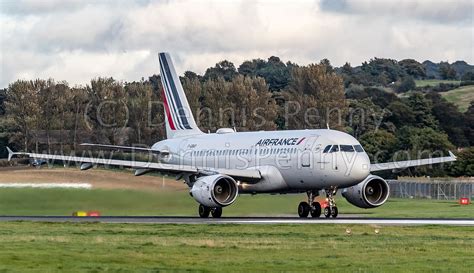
[{"left": 441, "top": 85, "right": 474, "bottom": 112}]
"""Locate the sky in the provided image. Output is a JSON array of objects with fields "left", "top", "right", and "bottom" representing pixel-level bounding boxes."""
[{"left": 0, "top": 0, "right": 473, "bottom": 88}]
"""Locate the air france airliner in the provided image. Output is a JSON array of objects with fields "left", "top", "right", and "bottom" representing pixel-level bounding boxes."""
[{"left": 7, "top": 53, "right": 457, "bottom": 218}]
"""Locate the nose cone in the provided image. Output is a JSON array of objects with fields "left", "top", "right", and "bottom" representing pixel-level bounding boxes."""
[{"left": 351, "top": 153, "right": 371, "bottom": 181}]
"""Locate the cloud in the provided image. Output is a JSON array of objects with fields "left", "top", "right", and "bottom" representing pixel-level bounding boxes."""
[
  {"left": 0, "top": 0, "right": 473, "bottom": 87},
  {"left": 320, "top": 0, "right": 473, "bottom": 25}
]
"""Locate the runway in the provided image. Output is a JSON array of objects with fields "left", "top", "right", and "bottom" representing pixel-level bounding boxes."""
[{"left": 0, "top": 216, "right": 473, "bottom": 225}]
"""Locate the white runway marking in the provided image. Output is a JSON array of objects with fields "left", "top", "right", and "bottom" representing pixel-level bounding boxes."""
[
  {"left": 219, "top": 219, "right": 474, "bottom": 226},
  {"left": 0, "top": 183, "right": 92, "bottom": 189},
  {"left": 0, "top": 216, "right": 472, "bottom": 226}
]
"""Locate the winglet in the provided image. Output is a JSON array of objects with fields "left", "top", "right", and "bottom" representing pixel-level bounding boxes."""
[
  {"left": 448, "top": 151, "right": 457, "bottom": 160},
  {"left": 6, "top": 147, "right": 13, "bottom": 161}
]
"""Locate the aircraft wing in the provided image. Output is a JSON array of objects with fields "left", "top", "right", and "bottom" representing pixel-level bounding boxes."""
[
  {"left": 370, "top": 151, "right": 457, "bottom": 172},
  {"left": 6, "top": 147, "right": 262, "bottom": 181},
  {"left": 80, "top": 143, "right": 168, "bottom": 155}
]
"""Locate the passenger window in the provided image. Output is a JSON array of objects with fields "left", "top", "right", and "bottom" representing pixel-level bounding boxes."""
[
  {"left": 330, "top": 145, "right": 339, "bottom": 153},
  {"left": 323, "top": 145, "right": 332, "bottom": 153},
  {"left": 340, "top": 145, "right": 354, "bottom": 152},
  {"left": 354, "top": 145, "right": 364, "bottom": 152}
]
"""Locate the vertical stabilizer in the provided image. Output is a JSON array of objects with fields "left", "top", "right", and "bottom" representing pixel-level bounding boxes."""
[{"left": 158, "top": 52, "right": 202, "bottom": 139}]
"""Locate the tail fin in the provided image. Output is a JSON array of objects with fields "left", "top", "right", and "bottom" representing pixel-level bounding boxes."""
[{"left": 158, "top": 52, "right": 202, "bottom": 139}]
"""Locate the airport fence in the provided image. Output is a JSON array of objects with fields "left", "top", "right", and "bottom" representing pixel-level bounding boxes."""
[{"left": 388, "top": 179, "right": 474, "bottom": 200}]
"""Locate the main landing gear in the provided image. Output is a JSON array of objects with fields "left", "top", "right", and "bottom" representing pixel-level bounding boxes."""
[
  {"left": 297, "top": 189, "right": 338, "bottom": 218},
  {"left": 298, "top": 191, "right": 321, "bottom": 218},
  {"left": 198, "top": 204, "right": 222, "bottom": 218}
]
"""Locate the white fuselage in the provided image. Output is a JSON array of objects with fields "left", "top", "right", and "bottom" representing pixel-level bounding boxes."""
[{"left": 152, "top": 129, "right": 371, "bottom": 194}]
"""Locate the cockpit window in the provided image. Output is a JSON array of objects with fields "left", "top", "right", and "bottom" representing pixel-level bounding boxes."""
[
  {"left": 323, "top": 145, "right": 332, "bottom": 153},
  {"left": 354, "top": 145, "right": 364, "bottom": 152},
  {"left": 329, "top": 145, "right": 339, "bottom": 153},
  {"left": 340, "top": 145, "right": 354, "bottom": 152}
]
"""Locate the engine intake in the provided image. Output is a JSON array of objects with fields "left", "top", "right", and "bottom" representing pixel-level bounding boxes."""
[
  {"left": 342, "top": 175, "right": 390, "bottom": 208},
  {"left": 190, "top": 174, "right": 238, "bottom": 208}
]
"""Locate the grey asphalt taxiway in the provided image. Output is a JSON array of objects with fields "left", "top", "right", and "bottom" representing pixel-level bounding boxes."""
[{"left": 0, "top": 216, "right": 473, "bottom": 225}]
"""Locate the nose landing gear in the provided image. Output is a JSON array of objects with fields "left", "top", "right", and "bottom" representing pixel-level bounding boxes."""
[
  {"left": 323, "top": 188, "right": 338, "bottom": 218},
  {"left": 297, "top": 191, "right": 321, "bottom": 218}
]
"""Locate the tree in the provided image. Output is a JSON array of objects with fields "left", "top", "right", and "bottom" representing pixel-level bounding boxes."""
[
  {"left": 319, "top": 58, "right": 334, "bottom": 73},
  {"left": 406, "top": 92, "right": 438, "bottom": 129},
  {"left": 359, "top": 129, "right": 397, "bottom": 163},
  {"left": 0, "top": 88, "right": 7, "bottom": 157},
  {"left": 395, "top": 126, "right": 454, "bottom": 176},
  {"left": 386, "top": 100, "right": 416, "bottom": 129},
  {"left": 340, "top": 62, "right": 354, "bottom": 87},
  {"left": 285, "top": 63, "right": 346, "bottom": 129},
  {"left": 396, "top": 76, "right": 416, "bottom": 93},
  {"left": 346, "top": 98, "right": 391, "bottom": 138},
  {"left": 228, "top": 76, "right": 277, "bottom": 131},
  {"left": 399, "top": 59, "right": 426, "bottom": 79},
  {"left": 68, "top": 87, "right": 88, "bottom": 149},
  {"left": 85, "top": 78, "right": 129, "bottom": 145},
  {"left": 346, "top": 86, "right": 397, "bottom": 108},
  {"left": 359, "top": 58, "right": 406, "bottom": 86},
  {"left": 38, "top": 80, "right": 59, "bottom": 152},
  {"left": 438, "top": 62, "right": 457, "bottom": 80},
  {"left": 426, "top": 92, "right": 468, "bottom": 147},
  {"left": 461, "top": 71, "right": 474, "bottom": 85},
  {"left": 461, "top": 71, "right": 474, "bottom": 81},
  {"left": 199, "top": 76, "right": 277, "bottom": 132},
  {"left": 184, "top": 71, "right": 200, "bottom": 81},
  {"left": 447, "top": 147, "right": 474, "bottom": 177},
  {"left": 126, "top": 81, "right": 156, "bottom": 145},
  {"left": 181, "top": 76, "right": 203, "bottom": 126},
  {"left": 203, "top": 60, "right": 237, "bottom": 81},
  {"left": 238, "top": 56, "right": 291, "bottom": 91},
  {"left": 5, "top": 80, "right": 41, "bottom": 151},
  {"left": 0, "top": 88, "right": 6, "bottom": 116},
  {"left": 464, "top": 102, "right": 474, "bottom": 146}
]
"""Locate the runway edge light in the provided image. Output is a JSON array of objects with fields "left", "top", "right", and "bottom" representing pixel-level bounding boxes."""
[
  {"left": 87, "top": 211, "right": 101, "bottom": 217},
  {"left": 459, "top": 198, "right": 470, "bottom": 205},
  {"left": 72, "top": 211, "right": 87, "bottom": 217}
]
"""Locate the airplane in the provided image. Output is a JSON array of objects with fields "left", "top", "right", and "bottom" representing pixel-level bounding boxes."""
[{"left": 7, "top": 52, "right": 457, "bottom": 218}]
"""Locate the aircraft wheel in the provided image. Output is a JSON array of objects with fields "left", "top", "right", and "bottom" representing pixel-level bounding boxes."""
[
  {"left": 211, "top": 207, "right": 222, "bottom": 218},
  {"left": 331, "top": 207, "right": 338, "bottom": 218},
  {"left": 198, "top": 204, "right": 210, "bottom": 218},
  {"left": 324, "top": 207, "right": 331, "bottom": 218},
  {"left": 310, "top": 202, "right": 321, "bottom": 218},
  {"left": 298, "top": 202, "right": 310, "bottom": 218}
]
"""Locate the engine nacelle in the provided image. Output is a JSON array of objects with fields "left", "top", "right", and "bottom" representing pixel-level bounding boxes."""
[
  {"left": 190, "top": 174, "right": 238, "bottom": 208},
  {"left": 342, "top": 175, "right": 390, "bottom": 208}
]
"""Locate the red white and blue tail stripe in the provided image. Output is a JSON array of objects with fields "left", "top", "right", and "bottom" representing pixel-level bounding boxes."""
[{"left": 159, "top": 52, "right": 202, "bottom": 139}]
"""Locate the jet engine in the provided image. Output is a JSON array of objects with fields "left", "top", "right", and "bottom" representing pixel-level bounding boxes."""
[
  {"left": 190, "top": 174, "right": 238, "bottom": 208},
  {"left": 341, "top": 175, "right": 390, "bottom": 208}
]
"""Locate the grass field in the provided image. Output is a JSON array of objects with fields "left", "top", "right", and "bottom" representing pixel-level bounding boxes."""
[
  {"left": 441, "top": 85, "right": 474, "bottom": 112},
  {"left": 0, "top": 222, "right": 472, "bottom": 272},
  {"left": 415, "top": 79, "right": 461, "bottom": 87},
  {"left": 0, "top": 167, "right": 472, "bottom": 217},
  {"left": 0, "top": 169, "right": 473, "bottom": 272},
  {"left": 0, "top": 188, "right": 472, "bottom": 218}
]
